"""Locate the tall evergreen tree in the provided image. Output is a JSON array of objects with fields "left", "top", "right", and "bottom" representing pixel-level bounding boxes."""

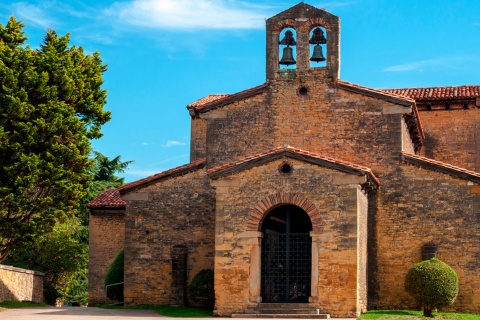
[{"left": 0, "top": 17, "right": 111, "bottom": 263}]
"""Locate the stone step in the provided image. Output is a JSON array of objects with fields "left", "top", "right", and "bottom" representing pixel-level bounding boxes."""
[
  {"left": 257, "top": 303, "right": 313, "bottom": 309},
  {"left": 245, "top": 308, "right": 320, "bottom": 315},
  {"left": 232, "top": 313, "right": 330, "bottom": 319}
]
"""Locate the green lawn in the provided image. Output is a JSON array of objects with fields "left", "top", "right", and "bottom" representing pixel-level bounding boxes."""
[
  {"left": 0, "top": 300, "right": 48, "bottom": 309},
  {"left": 359, "top": 310, "right": 480, "bottom": 319}
]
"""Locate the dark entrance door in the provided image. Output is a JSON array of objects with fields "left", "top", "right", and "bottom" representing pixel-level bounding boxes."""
[{"left": 261, "top": 205, "right": 312, "bottom": 303}]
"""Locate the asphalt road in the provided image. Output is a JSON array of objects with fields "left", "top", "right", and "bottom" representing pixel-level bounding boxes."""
[{"left": 0, "top": 307, "right": 357, "bottom": 319}]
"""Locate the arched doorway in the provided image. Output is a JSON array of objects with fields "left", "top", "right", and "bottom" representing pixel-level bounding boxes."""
[{"left": 261, "top": 205, "right": 312, "bottom": 303}]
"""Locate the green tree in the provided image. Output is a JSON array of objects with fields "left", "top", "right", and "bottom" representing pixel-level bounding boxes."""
[
  {"left": 405, "top": 258, "right": 459, "bottom": 317},
  {"left": 4, "top": 220, "right": 88, "bottom": 304},
  {"left": 0, "top": 17, "right": 110, "bottom": 263},
  {"left": 104, "top": 249, "right": 124, "bottom": 302}
]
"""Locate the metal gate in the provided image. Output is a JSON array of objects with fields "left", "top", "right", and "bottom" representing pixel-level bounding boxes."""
[{"left": 261, "top": 206, "right": 311, "bottom": 303}]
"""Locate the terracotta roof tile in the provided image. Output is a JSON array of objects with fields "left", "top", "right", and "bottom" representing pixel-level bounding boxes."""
[
  {"left": 337, "top": 80, "right": 415, "bottom": 105},
  {"left": 208, "top": 146, "right": 380, "bottom": 186},
  {"left": 118, "top": 158, "right": 206, "bottom": 194},
  {"left": 188, "top": 94, "right": 230, "bottom": 108},
  {"left": 382, "top": 85, "right": 480, "bottom": 101},
  {"left": 87, "top": 189, "right": 125, "bottom": 209},
  {"left": 187, "top": 84, "right": 267, "bottom": 113},
  {"left": 402, "top": 152, "right": 480, "bottom": 183}
]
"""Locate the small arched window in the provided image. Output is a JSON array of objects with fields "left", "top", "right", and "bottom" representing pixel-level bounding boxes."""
[
  {"left": 309, "top": 26, "right": 327, "bottom": 68},
  {"left": 279, "top": 28, "right": 297, "bottom": 69}
]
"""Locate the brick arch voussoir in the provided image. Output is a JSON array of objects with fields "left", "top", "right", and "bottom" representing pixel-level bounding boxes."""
[
  {"left": 247, "top": 192, "right": 323, "bottom": 232},
  {"left": 297, "top": 18, "right": 330, "bottom": 33},
  {"left": 273, "top": 19, "right": 296, "bottom": 33}
]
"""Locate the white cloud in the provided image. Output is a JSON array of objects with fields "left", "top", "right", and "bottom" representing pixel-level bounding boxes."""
[
  {"left": 106, "top": 0, "right": 270, "bottom": 30},
  {"left": 163, "top": 140, "right": 186, "bottom": 148},
  {"left": 474, "top": 22, "right": 480, "bottom": 26},
  {"left": 383, "top": 58, "right": 444, "bottom": 72},
  {"left": 10, "top": 2, "right": 54, "bottom": 28}
]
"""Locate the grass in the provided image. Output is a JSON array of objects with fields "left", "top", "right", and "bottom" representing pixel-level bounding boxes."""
[
  {"left": 0, "top": 300, "right": 48, "bottom": 309},
  {"left": 97, "top": 304, "right": 213, "bottom": 317},
  {"left": 358, "top": 310, "right": 480, "bottom": 319}
]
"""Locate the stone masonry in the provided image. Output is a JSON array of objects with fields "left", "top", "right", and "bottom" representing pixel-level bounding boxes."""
[{"left": 89, "top": 2, "right": 480, "bottom": 317}]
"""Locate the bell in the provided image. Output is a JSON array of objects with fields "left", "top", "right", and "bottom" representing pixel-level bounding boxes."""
[
  {"left": 279, "top": 30, "right": 296, "bottom": 46},
  {"left": 310, "top": 44, "right": 326, "bottom": 62},
  {"left": 279, "top": 46, "right": 296, "bottom": 66},
  {"left": 309, "top": 27, "right": 326, "bottom": 44}
]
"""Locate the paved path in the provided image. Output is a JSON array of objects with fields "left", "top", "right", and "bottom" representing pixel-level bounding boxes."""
[{"left": 0, "top": 307, "right": 356, "bottom": 320}]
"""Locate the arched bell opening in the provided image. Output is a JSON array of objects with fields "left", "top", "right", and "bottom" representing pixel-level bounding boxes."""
[
  {"left": 261, "top": 205, "right": 312, "bottom": 303},
  {"left": 309, "top": 26, "right": 327, "bottom": 68},
  {"left": 279, "top": 28, "right": 297, "bottom": 69}
]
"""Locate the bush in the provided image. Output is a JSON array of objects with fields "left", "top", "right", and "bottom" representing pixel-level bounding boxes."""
[
  {"left": 405, "top": 258, "right": 459, "bottom": 317},
  {"left": 104, "top": 249, "right": 124, "bottom": 301},
  {"left": 189, "top": 269, "right": 214, "bottom": 310}
]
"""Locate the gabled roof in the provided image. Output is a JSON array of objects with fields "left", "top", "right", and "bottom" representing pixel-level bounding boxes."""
[
  {"left": 87, "top": 189, "right": 125, "bottom": 209},
  {"left": 402, "top": 152, "right": 480, "bottom": 184},
  {"left": 207, "top": 145, "right": 379, "bottom": 188},
  {"left": 267, "top": 2, "right": 336, "bottom": 21},
  {"left": 187, "top": 84, "right": 268, "bottom": 115},
  {"left": 337, "top": 80, "right": 415, "bottom": 106},
  {"left": 117, "top": 158, "right": 206, "bottom": 194},
  {"left": 383, "top": 85, "right": 480, "bottom": 102}
]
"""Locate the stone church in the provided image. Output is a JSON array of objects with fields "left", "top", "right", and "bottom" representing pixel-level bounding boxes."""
[{"left": 88, "top": 3, "right": 480, "bottom": 318}]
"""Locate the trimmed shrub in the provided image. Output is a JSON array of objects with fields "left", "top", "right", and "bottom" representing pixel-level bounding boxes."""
[
  {"left": 104, "top": 249, "right": 124, "bottom": 301},
  {"left": 189, "top": 269, "right": 214, "bottom": 310},
  {"left": 405, "top": 258, "right": 458, "bottom": 317}
]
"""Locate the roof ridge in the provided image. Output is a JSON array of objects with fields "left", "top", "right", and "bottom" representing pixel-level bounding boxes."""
[
  {"left": 208, "top": 145, "right": 379, "bottom": 186},
  {"left": 402, "top": 152, "right": 480, "bottom": 182},
  {"left": 337, "top": 79, "right": 415, "bottom": 104},
  {"left": 118, "top": 158, "right": 206, "bottom": 193}
]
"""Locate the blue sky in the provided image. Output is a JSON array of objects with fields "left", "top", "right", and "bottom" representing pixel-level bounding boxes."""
[{"left": 1, "top": 0, "right": 479, "bottom": 182}]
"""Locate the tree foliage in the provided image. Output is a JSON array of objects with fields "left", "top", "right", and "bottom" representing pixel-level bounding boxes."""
[
  {"left": 189, "top": 269, "right": 214, "bottom": 310},
  {"left": 104, "top": 249, "right": 124, "bottom": 302},
  {"left": 3, "top": 220, "right": 88, "bottom": 304},
  {"left": 405, "top": 258, "right": 459, "bottom": 317},
  {"left": 0, "top": 17, "right": 111, "bottom": 262}
]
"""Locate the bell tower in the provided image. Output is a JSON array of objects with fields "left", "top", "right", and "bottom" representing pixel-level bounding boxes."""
[{"left": 266, "top": 3, "right": 340, "bottom": 81}]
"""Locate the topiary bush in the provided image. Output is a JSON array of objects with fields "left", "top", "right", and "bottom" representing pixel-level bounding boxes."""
[
  {"left": 104, "top": 249, "right": 124, "bottom": 302},
  {"left": 404, "top": 258, "right": 458, "bottom": 317},
  {"left": 189, "top": 269, "right": 214, "bottom": 310}
]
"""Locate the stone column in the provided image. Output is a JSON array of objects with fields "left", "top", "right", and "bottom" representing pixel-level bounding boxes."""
[
  {"left": 237, "top": 231, "right": 263, "bottom": 303},
  {"left": 309, "top": 231, "right": 322, "bottom": 303}
]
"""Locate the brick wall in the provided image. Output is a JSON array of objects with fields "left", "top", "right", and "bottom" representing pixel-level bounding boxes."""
[
  {"left": 88, "top": 209, "right": 125, "bottom": 305},
  {"left": 204, "top": 74, "right": 408, "bottom": 179},
  {"left": 0, "top": 264, "right": 44, "bottom": 303},
  {"left": 371, "top": 163, "right": 480, "bottom": 313},
  {"left": 418, "top": 108, "right": 480, "bottom": 171},
  {"left": 123, "top": 169, "right": 215, "bottom": 306}
]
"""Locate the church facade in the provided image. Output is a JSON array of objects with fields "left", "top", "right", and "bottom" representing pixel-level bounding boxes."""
[{"left": 88, "top": 3, "right": 480, "bottom": 318}]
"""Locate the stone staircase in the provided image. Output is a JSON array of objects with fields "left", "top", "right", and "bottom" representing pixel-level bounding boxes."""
[{"left": 231, "top": 303, "right": 330, "bottom": 319}]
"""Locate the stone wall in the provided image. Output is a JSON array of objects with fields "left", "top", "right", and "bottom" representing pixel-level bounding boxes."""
[
  {"left": 211, "top": 158, "right": 369, "bottom": 318},
  {"left": 371, "top": 163, "right": 480, "bottom": 313},
  {"left": 204, "top": 74, "right": 409, "bottom": 178},
  {"left": 418, "top": 108, "right": 480, "bottom": 171},
  {"left": 88, "top": 209, "right": 125, "bottom": 305},
  {"left": 123, "top": 169, "right": 215, "bottom": 306},
  {"left": 0, "top": 264, "right": 44, "bottom": 303}
]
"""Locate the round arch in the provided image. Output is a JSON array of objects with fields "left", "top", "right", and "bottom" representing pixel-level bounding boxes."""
[{"left": 247, "top": 192, "right": 323, "bottom": 232}]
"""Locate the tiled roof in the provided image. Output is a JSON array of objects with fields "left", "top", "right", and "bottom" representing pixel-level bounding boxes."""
[
  {"left": 402, "top": 152, "right": 480, "bottom": 184},
  {"left": 382, "top": 85, "right": 480, "bottom": 101},
  {"left": 337, "top": 80, "right": 415, "bottom": 106},
  {"left": 188, "top": 94, "right": 230, "bottom": 108},
  {"left": 118, "top": 158, "right": 206, "bottom": 194},
  {"left": 87, "top": 189, "right": 125, "bottom": 209},
  {"left": 208, "top": 145, "right": 379, "bottom": 187},
  {"left": 187, "top": 84, "right": 268, "bottom": 114}
]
